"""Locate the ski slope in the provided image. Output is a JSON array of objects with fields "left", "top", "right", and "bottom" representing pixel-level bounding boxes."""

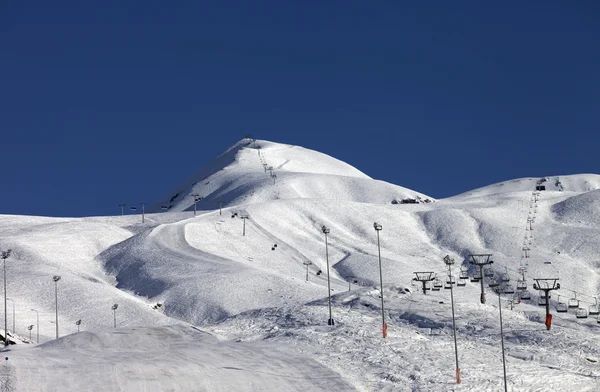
[{"left": 1, "top": 139, "right": 599, "bottom": 391}]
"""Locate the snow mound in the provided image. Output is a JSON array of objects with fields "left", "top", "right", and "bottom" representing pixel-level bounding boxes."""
[
  {"left": 151, "top": 138, "right": 432, "bottom": 212},
  {"left": 9, "top": 326, "right": 356, "bottom": 391},
  {"left": 552, "top": 189, "right": 600, "bottom": 226}
]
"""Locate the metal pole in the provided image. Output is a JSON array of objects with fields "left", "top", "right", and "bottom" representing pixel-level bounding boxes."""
[
  {"left": 7, "top": 299, "right": 15, "bottom": 334},
  {"left": 479, "top": 265, "right": 486, "bottom": 304},
  {"left": 141, "top": 202, "right": 145, "bottom": 223},
  {"left": 31, "top": 309, "right": 39, "bottom": 343},
  {"left": 448, "top": 264, "right": 460, "bottom": 383},
  {"left": 498, "top": 291, "right": 508, "bottom": 392},
  {"left": 55, "top": 281, "right": 59, "bottom": 339},
  {"left": 219, "top": 201, "right": 223, "bottom": 216},
  {"left": 243, "top": 218, "right": 246, "bottom": 236},
  {"left": 113, "top": 309, "right": 116, "bottom": 328},
  {"left": 306, "top": 264, "right": 309, "bottom": 282},
  {"left": 545, "top": 290, "right": 551, "bottom": 331},
  {"left": 3, "top": 258, "right": 7, "bottom": 347},
  {"left": 325, "top": 232, "right": 334, "bottom": 325},
  {"left": 376, "top": 229, "right": 386, "bottom": 337}
]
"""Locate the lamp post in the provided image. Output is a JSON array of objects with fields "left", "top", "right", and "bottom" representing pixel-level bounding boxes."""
[
  {"left": 30, "top": 309, "right": 39, "bottom": 343},
  {"left": 27, "top": 325, "right": 33, "bottom": 341},
  {"left": 219, "top": 201, "right": 223, "bottom": 216},
  {"left": 489, "top": 282, "right": 508, "bottom": 392},
  {"left": 373, "top": 222, "right": 387, "bottom": 338},
  {"left": 303, "top": 260, "right": 312, "bottom": 282},
  {"left": 241, "top": 216, "right": 249, "bottom": 236},
  {"left": 118, "top": 203, "right": 127, "bottom": 216},
  {"left": 191, "top": 194, "right": 201, "bottom": 216},
  {"left": 322, "top": 225, "right": 334, "bottom": 326},
  {"left": 140, "top": 202, "right": 146, "bottom": 223},
  {"left": 6, "top": 298, "right": 15, "bottom": 335},
  {"left": 112, "top": 304, "right": 118, "bottom": 328},
  {"left": 53, "top": 275, "right": 61, "bottom": 339},
  {"left": 76, "top": 319, "right": 82, "bottom": 333},
  {"left": 2, "top": 249, "right": 12, "bottom": 347},
  {"left": 443, "top": 255, "right": 461, "bottom": 384}
]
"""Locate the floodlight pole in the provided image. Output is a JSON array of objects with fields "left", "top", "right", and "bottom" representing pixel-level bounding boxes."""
[
  {"left": 469, "top": 254, "right": 493, "bottom": 304},
  {"left": 28, "top": 325, "right": 33, "bottom": 341},
  {"left": 140, "top": 202, "right": 146, "bottom": 223},
  {"left": 303, "top": 261, "right": 312, "bottom": 282},
  {"left": 112, "top": 304, "right": 118, "bottom": 328},
  {"left": 76, "top": 319, "right": 81, "bottom": 333},
  {"left": 374, "top": 222, "right": 387, "bottom": 338},
  {"left": 119, "top": 203, "right": 126, "bottom": 216},
  {"left": 241, "top": 216, "right": 249, "bottom": 236},
  {"left": 2, "top": 249, "right": 12, "bottom": 348},
  {"left": 219, "top": 201, "right": 223, "bottom": 216},
  {"left": 322, "top": 226, "right": 334, "bottom": 326},
  {"left": 53, "top": 275, "right": 61, "bottom": 339},
  {"left": 6, "top": 298, "right": 14, "bottom": 335},
  {"left": 494, "top": 287, "right": 508, "bottom": 392},
  {"left": 443, "top": 255, "right": 461, "bottom": 384},
  {"left": 31, "top": 309, "right": 39, "bottom": 343},
  {"left": 191, "top": 194, "right": 200, "bottom": 216}
]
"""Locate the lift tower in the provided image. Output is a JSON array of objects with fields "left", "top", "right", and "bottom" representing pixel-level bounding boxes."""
[
  {"left": 469, "top": 254, "right": 494, "bottom": 304},
  {"left": 533, "top": 278, "right": 560, "bottom": 330}
]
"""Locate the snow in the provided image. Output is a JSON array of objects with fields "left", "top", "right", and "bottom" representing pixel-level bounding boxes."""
[{"left": 1, "top": 139, "right": 599, "bottom": 391}]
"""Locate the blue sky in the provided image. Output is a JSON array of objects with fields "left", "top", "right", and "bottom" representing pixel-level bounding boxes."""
[{"left": 1, "top": 1, "right": 598, "bottom": 217}]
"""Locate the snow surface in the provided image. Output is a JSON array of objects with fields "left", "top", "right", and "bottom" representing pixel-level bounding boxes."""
[{"left": 1, "top": 139, "right": 599, "bottom": 391}]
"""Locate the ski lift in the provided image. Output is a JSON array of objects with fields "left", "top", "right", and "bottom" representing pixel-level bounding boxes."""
[
  {"left": 432, "top": 278, "right": 442, "bottom": 291},
  {"left": 503, "top": 284, "right": 515, "bottom": 294},
  {"left": 568, "top": 293, "right": 579, "bottom": 308},
  {"left": 484, "top": 267, "right": 494, "bottom": 278},
  {"left": 556, "top": 295, "right": 568, "bottom": 313},
  {"left": 501, "top": 273, "right": 510, "bottom": 283},
  {"left": 597, "top": 314, "right": 600, "bottom": 324},
  {"left": 457, "top": 278, "right": 466, "bottom": 287},
  {"left": 538, "top": 291, "right": 547, "bottom": 306},
  {"left": 517, "top": 280, "right": 527, "bottom": 291},
  {"left": 576, "top": 308, "right": 588, "bottom": 319},
  {"left": 471, "top": 272, "right": 481, "bottom": 282},
  {"left": 520, "top": 290, "right": 531, "bottom": 300},
  {"left": 459, "top": 268, "right": 468, "bottom": 280},
  {"left": 446, "top": 276, "right": 455, "bottom": 285},
  {"left": 589, "top": 297, "right": 600, "bottom": 316},
  {"left": 444, "top": 282, "right": 452, "bottom": 289}
]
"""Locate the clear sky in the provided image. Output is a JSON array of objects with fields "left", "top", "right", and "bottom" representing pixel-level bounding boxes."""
[{"left": 1, "top": 1, "right": 598, "bottom": 217}]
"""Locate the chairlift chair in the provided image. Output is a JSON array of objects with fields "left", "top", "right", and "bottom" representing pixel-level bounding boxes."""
[
  {"left": 501, "top": 273, "right": 510, "bottom": 283},
  {"left": 597, "top": 314, "right": 600, "bottom": 324},
  {"left": 432, "top": 278, "right": 442, "bottom": 291},
  {"left": 446, "top": 276, "right": 455, "bottom": 285},
  {"left": 589, "top": 297, "right": 600, "bottom": 316},
  {"left": 517, "top": 280, "right": 527, "bottom": 291},
  {"left": 576, "top": 308, "right": 588, "bottom": 319},
  {"left": 538, "top": 291, "right": 547, "bottom": 306},
  {"left": 471, "top": 273, "right": 481, "bottom": 283},
  {"left": 444, "top": 282, "right": 452, "bottom": 289},
  {"left": 556, "top": 295, "right": 568, "bottom": 313},
  {"left": 504, "top": 284, "right": 515, "bottom": 294},
  {"left": 520, "top": 290, "right": 531, "bottom": 300},
  {"left": 457, "top": 279, "right": 466, "bottom": 287},
  {"left": 459, "top": 270, "right": 468, "bottom": 280},
  {"left": 568, "top": 295, "right": 579, "bottom": 309},
  {"left": 484, "top": 267, "right": 494, "bottom": 278}
]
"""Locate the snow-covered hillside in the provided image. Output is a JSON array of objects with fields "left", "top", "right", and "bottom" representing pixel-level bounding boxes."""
[
  {"left": 1, "top": 139, "right": 599, "bottom": 391},
  {"left": 150, "top": 138, "right": 433, "bottom": 213}
]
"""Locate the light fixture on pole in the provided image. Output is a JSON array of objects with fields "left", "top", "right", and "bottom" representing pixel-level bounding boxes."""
[
  {"left": 140, "top": 202, "right": 146, "bottom": 223},
  {"left": 219, "top": 201, "right": 223, "bottom": 216},
  {"left": 27, "top": 325, "right": 33, "bottom": 341},
  {"left": 53, "top": 275, "right": 61, "bottom": 339},
  {"left": 322, "top": 225, "right": 334, "bottom": 326},
  {"left": 112, "top": 304, "right": 119, "bottom": 328},
  {"left": 2, "top": 249, "right": 12, "bottom": 348},
  {"left": 373, "top": 222, "right": 387, "bottom": 338},
  {"left": 303, "top": 260, "right": 312, "bottom": 282},
  {"left": 118, "top": 203, "right": 127, "bottom": 216},
  {"left": 6, "top": 298, "right": 15, "bottom": 335},
  {"left": 240, "top": 215, "right": 249, "bottom": 236},
  {"left": 75, "top": 319, "right": 82, "bottom": 333},
  {"left": 30, "top": 309, "right": 39, "bottom": 343},
  {"left": 443, "top": 255, "right": 461, "bottom": 384},
  {"left": 191, "top": 194, "right": 201, "bottom": 216}
]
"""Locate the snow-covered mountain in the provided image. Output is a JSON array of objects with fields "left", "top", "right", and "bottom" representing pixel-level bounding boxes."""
[
  {"left": 150, "top": 138, "right": 433, "bottom": 213},
  {"left": 2, "top": 139, "right": 600, "bottom": 391}
]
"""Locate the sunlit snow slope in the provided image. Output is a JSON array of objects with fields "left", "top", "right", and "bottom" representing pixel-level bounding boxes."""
[
  {"left": 150, "top": 138, "right": 433, "bottom": 213},
  {"left": 1, "top": 139, "right": 600, "bottom": 391}
]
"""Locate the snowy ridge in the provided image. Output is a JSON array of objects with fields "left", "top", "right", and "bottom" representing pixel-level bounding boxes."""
[{"left": 151, "top": 138, "right": 433, "bottom": 213}]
